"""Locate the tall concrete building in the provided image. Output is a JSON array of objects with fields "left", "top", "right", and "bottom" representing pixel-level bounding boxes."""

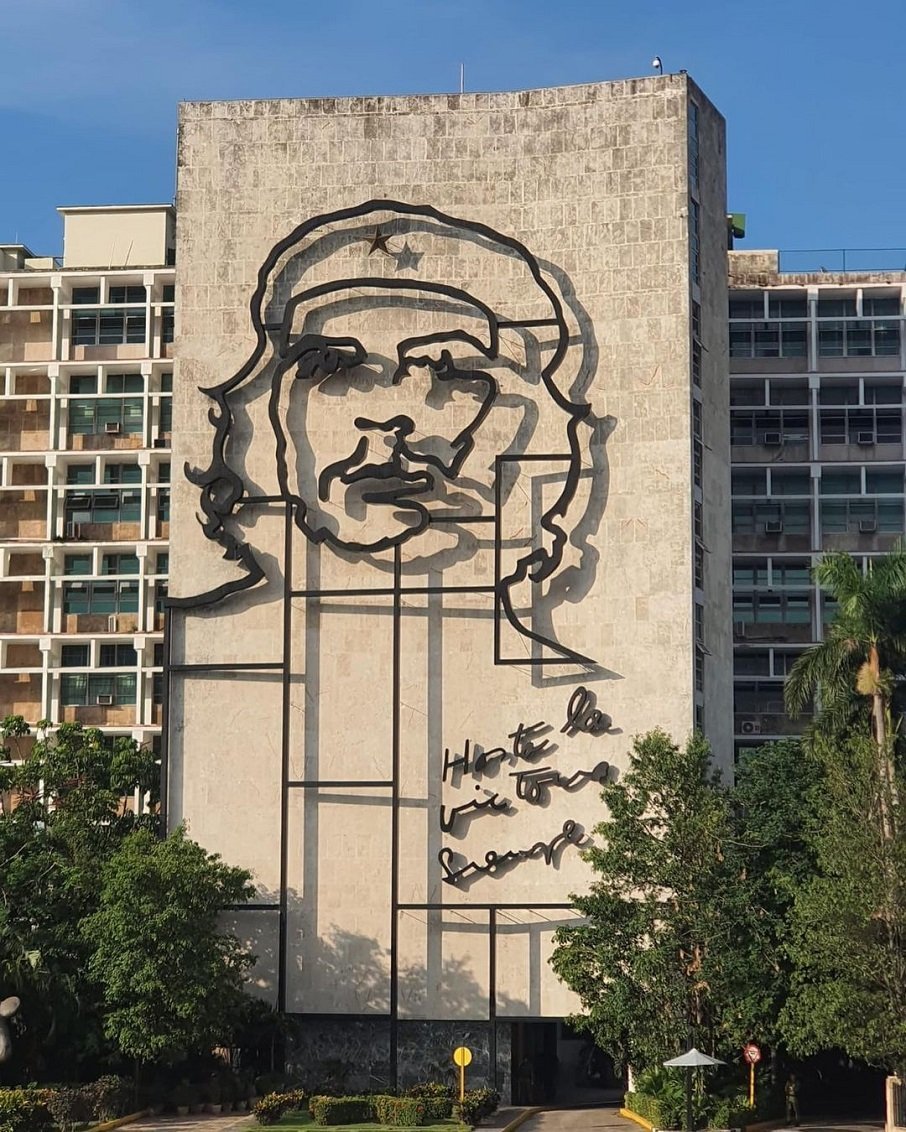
[
  {"left": 728, "top": 252, "right": 906, "bottom": 755},
  {"left": 164, "top": 72, "right": 732, "bottom": 1093},
  {"left": 0, "top": 208, "right": 174, "bottom": 763}
]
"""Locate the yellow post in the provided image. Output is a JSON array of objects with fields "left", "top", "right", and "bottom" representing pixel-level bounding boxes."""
[
  {"left": 453, "top": 1047, "right": 472, "bottom": 1105},
  {"left": 460, "top": 1061, "right": 465, "bottom": 1103},
  {"left": 749, "top": 1062, "right": 755, "bottom": 1108}
]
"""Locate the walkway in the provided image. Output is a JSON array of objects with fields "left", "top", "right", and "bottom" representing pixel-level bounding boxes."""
[
  {"left": 516, "top": 1108, "right": 635, "bottom": 1132},
  {"left": 129, "top": 1114, "right": 252, "bottom": 1132}
]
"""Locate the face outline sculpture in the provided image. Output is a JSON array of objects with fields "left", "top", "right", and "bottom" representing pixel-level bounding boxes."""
[{"left": 180, "top": 200, "right": 593, "bottom": 643}]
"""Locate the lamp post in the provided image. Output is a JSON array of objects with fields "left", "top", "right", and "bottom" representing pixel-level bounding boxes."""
[{"left": 663, "top": 1048, "right": 725, "bottom": 1132}]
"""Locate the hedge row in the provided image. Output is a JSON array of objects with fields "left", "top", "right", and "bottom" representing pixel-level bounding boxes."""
[
  {"left": 0, "top": 1078, "right": 133, "bottom": 1132},
  {"left": 251, "top": 1085, "right": 499, "bottom": 1127}
]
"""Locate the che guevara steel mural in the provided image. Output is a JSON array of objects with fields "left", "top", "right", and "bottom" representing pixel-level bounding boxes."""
[{"left": 171, "top": 200, "right": 613, "bottom": 896}]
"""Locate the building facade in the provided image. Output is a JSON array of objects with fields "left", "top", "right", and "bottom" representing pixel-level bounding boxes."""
[
  {"left": 0, "top": 207, "right": 174, "bottom": 764},
  {"left": 728, "top": 252, "right": 906, "bottom": 755},
  {"left": 164, "top": 73, "right": 732, "bottom": 1092}
]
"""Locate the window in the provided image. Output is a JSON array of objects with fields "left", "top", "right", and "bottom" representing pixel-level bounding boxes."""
[
  {"left": 771, "top": 470, "right": 810, "bottom": 495},
  {"left": 731, "top": 470, "right": 767, "bottom": 496},
  {"left": 735, "top": 650, "right": 770, "bottom": 676},
  {"left": 769, "top": 381, "right": 808, "bottom": 406},
  {"left": 694, "top": 500, "right": 704, "bottom": 542},
  {"left": 153, "top": 642, "right": 165, "bottom": 665},
  {"left": 63, "top": 554, "right": 92, "bottom": 575},
  {"left": 102, "top": 553, "right": 139, "bottom": 575},
  {"left": 99, "top": 644, "right": 137, "bottom": 667},
  {"left": 866, "top": 469, "right": 904, "bottom": 494},
  {"left": 69, "top": 374, "right": 97, "bottom": 394},
  {"left": 153, "top": 673, "right": 164, "bottom": 704},
  {"left": 66, "top": 464, "right": 94, "bottom": 485},
  {"left": 732, "top": 591, "right": 811, "bottom": 625},
  {"left": 71, "top": 306, "right": 146, "bottom": 347},
  {"left": 694, "top": 602, "right": 704, "bottom": 645},
  {"left": 104, "top": 463, "right": 141, "bottom": 484},
  {"left": 732, "top": 500, "right": 810, "bottom": 535},
  {"left": 820, "top": 470, "right": 861, "bottom": 494},
  {"left": 160, "top": 372, "right": 173, "bottom": 393},
  {"left": 730, "top": 299, "right": 764, "bottom": 320},
  {"left": 162, "top": 310, "right": 174, "bottom": 343},
  {"left": 767, "top": 298, "right": 808, "bottom": 318},
  {"left": 691, "top": 300, "right": 702, "bottom": 342},
  {"left": 108, "top": 286, "right": 145, "bottom": 305},
  {"left": 695, "top": 647, "right": 705, "bottom": 694},
  {"left": 730, "top": 320, "right": 807, "bottom": 359},
  {"left": 772, "top": 651, "right": 803, "bottom": 676},
  {"left": 157, "top": 462, "right": 170, "bottom": 483},
  {"left": 60, "top": 645, "right": 89, "bottom": 667},
  {"left": 106, "top": 373, "right": 143, "bottom": 394},
  {"left": 72, "top": 287, "right": 99, "bottom": 305},
  {"left": 865, "top": 381, "right": 902, "bottom": 405},
  {"left": 158, "top": 491, "right": 170, "bottom": 523},
  {"left": 694, "top": 542, "right": 704, "bottom": 589},
  {"left": 730, "top": 410, "right": 809, "bottom": 446},
  {"left": 69, "top": 393, "right": 143, "bottom": 435},
  {"left": 689, "top": 199, "right": 700, "bottom": 285},
  {"left": 730, "top": 382, "right": 764, "bottom": 407},
  {"left": 155, "top": 552, "right": 169, "bottom": 574},
  {"left": 60, "top": 673, "right": 136, "bottom": 706},
  {"left": 773, "top": 560, "right": 811, "bottom": 587},
  {"left": 734, "top": 679, "right": 788, "bottom": 716},
  {"left": 864, "top": 296, "right": 899, "bottom": 317},
  {"left": 688, "top": 102, "right": 699, "bottom": 192},
  {"left": 733, "top": 561, "right": 768, "bottom": 588},
  {"left": 692, "top": 338, "right": 702, "bottom": 388},
  {"left": 154, "top": 583, "right": 169, "bottom": 613},
  {"left": 819, "top": 381, "right": 859, "bottom": 406},
  {"left": 819, "top": 407, "right": 902, "bottom": 446},
  {"left": 62, "top": 581, "right": 139, "bottom": 615},
  {"left": 162, "top": 285, "right": 175, "bottom": 303},
  {"left": 65, "top": 489, "right": 141, "bottom": 525},
  {"left": 817, "top": 295, "right": 900, "bottom": 357},
  {"left": 821, "top": 498, "right": 905, "bottom": 534}
]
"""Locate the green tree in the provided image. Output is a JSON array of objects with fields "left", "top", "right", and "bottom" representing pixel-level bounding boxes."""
[
  {"left": 780, "top": 730, "right": 906, "bottom": 1076},
  {"left": 83, "top": 826, "right": 254, "bottom": 1063},
  {"left": 0, "top": 717, "right": 158, "bottom": 1076},
  {"left": 785, "top": 548, "right": 906, "bottom": 836},
  {"left": 551, "top": 730, "right": 734, "bottom": 1070},
  {"left": 719, "top": 740, "right": 816, "bottom": 1052}
]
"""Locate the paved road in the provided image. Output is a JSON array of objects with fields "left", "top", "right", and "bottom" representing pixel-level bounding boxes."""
[
  {"left": 130, "top": 1114, "right": 252, "bottom": 1132},
  {"left": 516, "top": 1108, "right": 635, "bottom": 1132}
]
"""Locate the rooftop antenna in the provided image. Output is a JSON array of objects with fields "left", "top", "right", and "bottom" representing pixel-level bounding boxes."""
[
  {"left": 651, "top": 56, "right": 663, "bottom": 75},
  {"left": 459, "top": 62, "right": 464, "bottom": 94}
]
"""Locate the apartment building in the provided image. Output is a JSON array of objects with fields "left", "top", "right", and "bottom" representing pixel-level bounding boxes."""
[
  {"left": 729, "top": 250, "right": 906, "bottom": 754},
  {"left": 0, "top": 205, "right": 175, "bottom": 757}
]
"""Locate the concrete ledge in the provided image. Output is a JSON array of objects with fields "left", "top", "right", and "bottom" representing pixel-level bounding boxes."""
[
  {"left": 620, "top": 1107, "right": 655, "bottom": 1131},
  {"left": 86, "top": 1109, "right": 150, "bottom": 1132},
  {"left": 499, "top": 1107, "right": 545, "bottom": 1132}
]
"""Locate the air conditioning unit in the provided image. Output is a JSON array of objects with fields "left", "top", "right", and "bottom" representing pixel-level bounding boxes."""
[
  {"left": 762, "top": 431, "right": 783, "bottom": 446},
  {"left": 95, "top": 694, "right": 114, "bottom": 706},
  {"left": 64, "top": 522, "right": 82, "bottom": 539},
  {"left": 733, "top": 620, "right": 747, "bottom": 638},
  {"left": 105, "top": 421, "right": 121, "bottom": 435},
  {"left": 107, "top": 614, "right": 118, "bottom": 632},
  {"left": 857, "top": 431, "right": 876, "bottom": 445},
  {"left": 764, "top": 520, "right": 784, "bottom": 534},
  {"left": 859, "top": 518, "right": 878, "bottom": 533},
  {"left": 740, "top": 719, "right": 762, "bottom": 736},
  {"left": 152, "top": 437, "right": 168, "bottom": 449}
]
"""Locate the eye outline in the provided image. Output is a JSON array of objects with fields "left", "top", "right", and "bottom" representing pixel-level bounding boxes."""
[{"left": 286, "top": 334, "right": 367, "bottom": 383}]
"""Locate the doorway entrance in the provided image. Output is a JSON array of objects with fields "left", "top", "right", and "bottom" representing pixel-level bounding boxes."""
[{"left": 510, "top": 1020, "right": 624, "bottom": 1107}]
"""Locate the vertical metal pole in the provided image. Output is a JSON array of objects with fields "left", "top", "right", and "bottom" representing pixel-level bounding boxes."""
[
  {"left": 278, "top": 503, "right": 292, "bottom": 1014},
  {"left": 158, "top": 607, "right": 171, "bottom": 835},
  {"left": 389, "top": 544, "right": 401, "bottom": 1089},
  {"left": 488, "top": 908, "right": 497, "bottom": 1091},
  {"left": 685, "top": 1067, "right": 693, "bottom": 1132}
]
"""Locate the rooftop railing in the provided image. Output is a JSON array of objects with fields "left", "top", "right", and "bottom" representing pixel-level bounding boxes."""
[{"left": 779, "top": 248, "right": 906, "bottom": 274}]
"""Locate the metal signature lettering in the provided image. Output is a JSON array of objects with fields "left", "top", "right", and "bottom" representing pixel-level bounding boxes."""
[{"left": 438, "top": 820, "right": 587, "bottom": 886}]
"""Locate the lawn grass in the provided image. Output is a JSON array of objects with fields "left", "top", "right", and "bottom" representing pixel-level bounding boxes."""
[{"left": 246, "top": 1110, "right": 469, "bottom": 1132}]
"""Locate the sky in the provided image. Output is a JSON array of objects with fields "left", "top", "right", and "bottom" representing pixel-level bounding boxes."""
[{"left": 1, "top": 0, "right": 904, "bottom": 260}]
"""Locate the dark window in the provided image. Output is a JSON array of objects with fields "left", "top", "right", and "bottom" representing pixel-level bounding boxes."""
[
  {"left": 99, "top": 644, "right": 137, "bottom": 667},
  {"left": 108, "top": 285, "right": 145, "bottom": 304},
  {"left": 60, "top": 644, "right": 89, "bottom": 667},
  {"left": 71, "top": 307, "right": 146, "bottom": 347},
  {"left": 102, "top": 553, "right": 140, "bottom": 575},
  {"left": 689, "top": 199, "right": 700, "bottom": 284},
  {"left": 106, "top": 373, "right": 143, "bottom": 394},
  {"left": 72, "top": 287, "right": 100, "bottom": 305},
  {"left": 734, "top": 650, "right": 770, "bottom": 676},
  {"left": 60, "top": 673, "right": 137, "bottom": 706},
  {"left": 65, "top": 490, "right": 141, "bottom": 525},
  {"left": 688, "top": 103, "right": 699, "bottom": 192},
  {"left": 62, "top": 581, "right": 139, "bottom": 615},
  {"left": 69, "top": 374, "right": 97, "bottom": 394},
  {"left": 63, "top": 554, "right": 92, "bottom": 575},
  {"left": 66, "top": 464, "right": 94, "bottom": 485},
  {"left": 156, "top": 552, "right": 169, "bottom": 574},
  {"left": 104, "top": 463, "right": 141, "bottom": 484}
]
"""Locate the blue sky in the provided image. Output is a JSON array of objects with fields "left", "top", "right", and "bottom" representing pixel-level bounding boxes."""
[{"left": 1, "top": 0, "right": 903, "bottom": 258}]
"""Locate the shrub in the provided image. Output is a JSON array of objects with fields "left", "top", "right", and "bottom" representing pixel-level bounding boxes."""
[
  {"left": 0, "top": 1089, "right": 52, "bottom": 1132},
  {"left": 283, "top": 1089, "right": 307, "bottom": 1111},
  {"left": 83, "top": 1076, "right": 132, "bottom": 1122},
  {"left": 372, "top": 1096, "right": 426, "bottom": 1126},
  {"left": 44, "top": 1088, "right": 89, "bottom": 1132},
  {"left": 405, "top": 1083, "right": 454, "bottom": 1099},
  {"left": 308, "top": 1095, "right": 375, "bottom": 1126},
  {"left": 252, "top": 1094, "right": 290, "bottom": 1125},
  {"left": 455, "top": 1089, "right": 499, "bottom": 1128},
  {"left": 624, "top": 1091, "right": 664, "bottom": 1128}
]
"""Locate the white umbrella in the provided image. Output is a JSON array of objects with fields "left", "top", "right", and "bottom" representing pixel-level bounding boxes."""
[
  {"left": 663, "top": 1048, "right": 725, "bottom": 1068},
  {"left": 663, "top": 1048, "right": 726, "bottom": 1132}
]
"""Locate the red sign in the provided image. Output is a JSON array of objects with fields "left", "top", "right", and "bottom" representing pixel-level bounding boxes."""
[{"left": 743, "top": 1043, "right": 761, "bottom": 1065}]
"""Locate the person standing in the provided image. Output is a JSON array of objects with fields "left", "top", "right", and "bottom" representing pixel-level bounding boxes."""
[{"left": 785, "top": 1073, "right": 800, "bottom": 1126}]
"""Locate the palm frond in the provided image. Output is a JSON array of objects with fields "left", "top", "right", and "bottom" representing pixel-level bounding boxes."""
[{"left": 785, "top": 637, "right": 857, "bottom": 717}]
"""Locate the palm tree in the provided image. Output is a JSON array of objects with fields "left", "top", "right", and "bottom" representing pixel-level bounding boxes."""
[{"left": 785, "top": 546, "right": 906, "bottom": 836}]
